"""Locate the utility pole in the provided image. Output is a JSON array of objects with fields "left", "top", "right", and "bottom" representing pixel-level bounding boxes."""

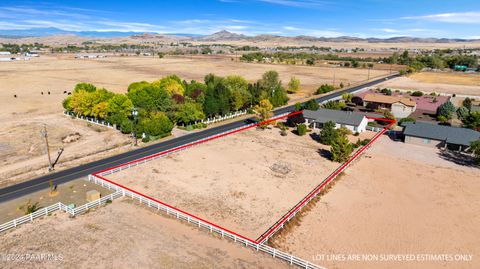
[
  {"left": 367, "top": 67, "right": 371, "bottom": 81},
  {"left": 332, "top": 65, "right": 336, "bottom": 86},
  {"left": 40, "top": 124, "right": 53, "bottom": 171}
]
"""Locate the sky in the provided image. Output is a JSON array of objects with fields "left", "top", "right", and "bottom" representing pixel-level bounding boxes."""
[{"left": 0, "top": 0, "right": 479, "bottom": 38}]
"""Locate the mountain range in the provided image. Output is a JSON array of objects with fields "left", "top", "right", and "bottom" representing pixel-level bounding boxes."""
[{"left": 0, "top": 28, "right": 478, "bottom": 43}]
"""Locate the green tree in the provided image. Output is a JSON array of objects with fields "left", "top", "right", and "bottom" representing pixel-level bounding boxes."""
[
  {"left": 107, "top": 94, "right": 133, "bottom": 117},
  {"left": 462, "top": 111, "right": 480, "bottom": 131},
  {"left": 471, "top": 140, "right": 480, "bottom": 165},
  {"left": 204, "top": 76, "right": 231, "bottom": 116},
  {"left": 175, "top": 101, "right": 205, "bottom": 125},
  {"left": 287, "top": 77, "right": 300, "bottom": 94},
  {"left": 74, "top": 82, "right": 96, "bottom": 93},
  {"left": 224, "top": 75, "right": 250, "bottom": 110},
  {"left": 330, "top": 135, "right": 353, "bottom": 163},
  {"left": 319, "top": 121, "right": 338, "bottom": 145},
  {"left": 304, "top": 99, "right": 319, "bottom": 111},
  {"left": 437, "top": 101, "right": 456, "bottom": 120},
  {"left": 138, "top": 112, "right": 173, "bottom": 137},
  {"left": 456, "top": 106, "right": 470, "bottom": 120},
  {"left": 297, "top": 124, "right": 307, "bottom": 136},
  {"left": 153, "top": 75, "right": 185, "bottom": 96},
  {"left": 463, "top": 97, "right": 473, "bottom": 111}
]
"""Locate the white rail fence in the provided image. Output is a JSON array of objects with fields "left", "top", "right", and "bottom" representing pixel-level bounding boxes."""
[
  {"left": 64, "top": 111, "right": 116, "bottom": 129},
  {"left": 0, "top": 189, "right": 122, "bottom": 233},
  {"left": 87, "top": 174, "right": 324, "bottom": 269},
  {"left": 201, "top": 109, "right": 248, "bottom": 125}
]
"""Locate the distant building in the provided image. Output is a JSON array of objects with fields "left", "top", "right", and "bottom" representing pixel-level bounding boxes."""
[
  {"left": 402, "top": 121, "right": 480, "bottom": 151},
  {"left": 304, "top": 108, "right": 369, "bottom": 133},
  {"left": 363, "top": 93, "right": 416, "bottom": 118},
  {"left": 0, "top": 51, "right": 11, "bottom": 55}
]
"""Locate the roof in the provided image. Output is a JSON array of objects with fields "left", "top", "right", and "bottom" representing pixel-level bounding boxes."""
[
  {"left": 364, "top": 93, "right": 416, "bottom": 107},
  {"left": 303, "top": 108, "right": 367, "bottom": 126},
  {"left": 402, "top": 121, "right": 480, "bottom": 146}
]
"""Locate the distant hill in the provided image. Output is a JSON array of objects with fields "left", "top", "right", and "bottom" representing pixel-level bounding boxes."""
[{"left": 0, "top": 29, "right": 479, "bottom": 46}]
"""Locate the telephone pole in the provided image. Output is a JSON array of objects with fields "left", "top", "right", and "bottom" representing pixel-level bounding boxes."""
[{"left": 40, "top": 124, "right": 53, "bottom": 171}]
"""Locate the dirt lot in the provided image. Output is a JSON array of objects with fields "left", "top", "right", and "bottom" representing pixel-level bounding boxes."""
[
  {"left": 0, "top": 54, "right": 389, "bottom": 186},
  {"left": 272, "top": 136, "right": 480, "bottom": 269},
  {"left": 0, "top": 199, "right": 292, "bottom": 269},
  {"left": 378, "top": 73, "right": 480, "bottom": 96},
  {"left": 108, "top": 126, "right": 373, "bottom": 239}
]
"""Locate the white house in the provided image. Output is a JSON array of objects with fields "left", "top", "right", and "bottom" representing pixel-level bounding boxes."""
[{"left": 303, "top": 108, "right": 369, "bottom": 133}]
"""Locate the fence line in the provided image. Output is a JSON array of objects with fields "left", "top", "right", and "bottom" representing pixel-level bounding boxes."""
[
  {"left": 201, "top": 110, "right": 248, "bottom": 125},
  {"left": 64, "top": 111, "right": 116, "bottom": 129},
  {"left": 0, "top": 188, "right": 123, "bottom": 233},
  {"left": 87, "top": 174, "right": 324, "bottom": 269}
]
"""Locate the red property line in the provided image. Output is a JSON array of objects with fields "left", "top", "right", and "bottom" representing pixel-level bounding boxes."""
[
  {"left": 93, "top": 110, "right": 394, "bottom": 245},
  {"left": 256, "top": 117, "right": 395, "bottom": 243}
]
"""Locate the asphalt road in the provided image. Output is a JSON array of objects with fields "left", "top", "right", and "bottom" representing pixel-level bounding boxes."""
[{"left": 0, "top": 74, "right": 399, "bottom": 203}]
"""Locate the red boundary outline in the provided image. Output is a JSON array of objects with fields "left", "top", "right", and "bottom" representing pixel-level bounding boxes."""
[{"left": 92, "top": 110, "right": 394, "bottom": 245}]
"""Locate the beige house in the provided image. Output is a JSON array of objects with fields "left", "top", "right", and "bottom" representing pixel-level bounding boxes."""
[{"left": 363, "top": 94, "right": 416, "bottom": 118}]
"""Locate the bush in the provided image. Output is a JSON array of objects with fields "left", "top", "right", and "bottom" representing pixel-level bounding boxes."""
[
  {"left": 411, "top": 91, "right": 424, "bottom": 97},
  {"left": 380, "top": 88, "right": 392, "bottom": 96},
  {"left": 399, "top": 117, "right": 415, "bottom": 124},
  {"left": 304, "top": 99, "right": 319, "bottom": 111},
  {"left": 316, "top": 84, "right": 335, "bottom": 94},
  {"left": 297, "top": 124, "right": 307, "bottom": 136},
  {"left": 437, "top": 101, "right": 456, "bottom": 120}
]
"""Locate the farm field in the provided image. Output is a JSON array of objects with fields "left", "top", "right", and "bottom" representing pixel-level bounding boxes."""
[
  {"left": 0, "top": 54, "right": 389, "bottom": 185},
  {"left": 377, "top": 72, "right": 480, "bottom": 96},
  {"left": 108, "top": 125, "right": 376, "bottom": 240},
  {"left": 0, "top": 199, "right": 290, "bottom": 269},
  {"left": 271, "top": 136, "right": 480, "bottom": 269}
]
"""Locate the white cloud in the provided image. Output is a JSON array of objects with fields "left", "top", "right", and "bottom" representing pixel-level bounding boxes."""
[
  {"left": 403, "top": 12, "right": 480, "bottom": 24},
  {"left": 257, "top": 0, "right": 328, "bottom": 8}
]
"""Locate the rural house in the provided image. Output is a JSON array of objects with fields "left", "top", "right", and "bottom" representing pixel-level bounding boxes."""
[
  {"left": 304, "top": 108, "right": 369, "bottom": 133},
  {"left": 402, "top": 121, "right": 480, "bottom": 151},
  {"left": 363, "top": 93, "right": 416, "bottom": 118}
]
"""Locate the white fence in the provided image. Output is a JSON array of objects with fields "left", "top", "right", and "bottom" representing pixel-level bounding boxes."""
[
  {"left": 64, "top": 111, "right": 116, "bottom": 129},
  {"left": 88, "top": 174, "right": 324, "bottom": 269},
  {"left": 202, "top": 110, "right": 247, "bottom": 125},
  {"left": 0, "top": 189, "right": 122, "bottom": 233}
]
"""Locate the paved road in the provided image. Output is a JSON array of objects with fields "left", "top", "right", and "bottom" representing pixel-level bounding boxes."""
[{"left": 0, "top": 74, "right": 399, "bottom": 203}]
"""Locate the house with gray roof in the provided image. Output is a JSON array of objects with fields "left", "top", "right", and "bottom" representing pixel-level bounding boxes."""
[
  {"left": 303, "top": 109, "right": 369, "bottom": 133},
  {"left": 401, "top": 121, "right": 480, "bottom": 151}
]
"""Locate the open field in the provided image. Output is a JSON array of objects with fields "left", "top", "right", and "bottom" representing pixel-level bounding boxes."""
[
  {"left": 410, "top": 72, "right": 480, "bottom": 86},
  {"left": 108, "top": 126, "right": 374, "bottom": 239},
  {"left": 377, "top": 73, "right": 480, "bottom": 96},
  {"left": 272, "top": 136, "right": 480, "bottom": 269},
  {"left": 0, "top": 199, "right": 291, "bottom": 269},
  {"left": 0, "top": 54, "right": 389, "bottom": 185}
]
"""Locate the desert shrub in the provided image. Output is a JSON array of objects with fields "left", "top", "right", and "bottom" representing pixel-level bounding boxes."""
[
  {"left": 411, "top": 91, "right": 424, "bottom": 97},
  {"left": 297, "top": 124, "right": 307, "bottom": 136},
  {"left": 316, "top": 84, "right": 335, "bottom": 94},
  {"left": 399, "top": 117, "right": 415, "bottom": 124}
]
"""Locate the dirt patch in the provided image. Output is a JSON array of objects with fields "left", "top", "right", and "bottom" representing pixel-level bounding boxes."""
[
  {"left": 272, "top": 136, "right": 480, "bottom": 269},
  {"left": 0, "top": 200, "right": 290, "bottom": 269},
  {"left": 108, "top": 127, "right": 344, "bottom": 239},
  {"left": 410, "top": 72, "right": 480, "bottom": 86}
]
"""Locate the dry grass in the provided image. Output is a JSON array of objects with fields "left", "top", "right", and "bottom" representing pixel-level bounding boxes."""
[
  {"left": 269, "top": 172, "right": 345, "bottom": 249},
  {"left": 409, "top": 72, "right": 480, "bottom": 86}
]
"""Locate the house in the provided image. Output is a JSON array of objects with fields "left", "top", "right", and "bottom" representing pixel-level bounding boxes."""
[
  {"left": 303, "top": 108, "right": 369, "bottom": 133},
  {"left": 363, "top": 94, "right": 416, "bottom": 118},
  {"left": 402, "top": 121, "right": 480, "bottom": 151},
  {"left": 0, "top": 51, "right": 11, "bottom": 55}
]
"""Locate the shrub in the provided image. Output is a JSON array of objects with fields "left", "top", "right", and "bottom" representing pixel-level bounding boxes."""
[
  {"left": 304, "top": 99, "right": 320, "bottom": 111},
  {"left": 411, "top": 91, "right": 424, "bottom": 97},
  {"left": 399, "top": 117, "right": 415, "bottom": 124},
  {"left": 316, "top": 84, "right": 335, "bottom": 94},
  {"left": 297, "top": 124, "right": 307, "bottom": 136}
]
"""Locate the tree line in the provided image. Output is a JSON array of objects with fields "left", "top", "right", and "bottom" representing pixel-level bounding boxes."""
[{"left": 63, "top": 71, "right": 289, "bottom": 141}]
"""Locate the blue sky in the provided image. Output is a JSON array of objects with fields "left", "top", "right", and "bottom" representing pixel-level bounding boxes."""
[{"left": 0, "top": 0, "right": 479, "bottom": 38}]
